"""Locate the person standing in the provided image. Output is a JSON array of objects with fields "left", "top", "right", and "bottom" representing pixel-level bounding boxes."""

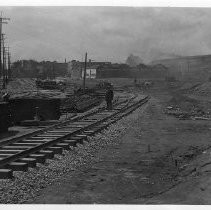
[
  {"left": 2, "top": 92, "right": 10, "bottom": 102},
  {"left": 105, "top": 85, "right": 114, "bottom": 110}
]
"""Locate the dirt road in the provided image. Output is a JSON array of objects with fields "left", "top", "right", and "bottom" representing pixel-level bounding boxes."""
[{"left": 31, "top": 84, "right": 211, "bottom": 204}]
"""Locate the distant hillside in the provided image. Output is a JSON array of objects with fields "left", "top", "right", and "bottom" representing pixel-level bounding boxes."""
[{"left": 151, "top": 54, "right": 211, "bottom": 81}]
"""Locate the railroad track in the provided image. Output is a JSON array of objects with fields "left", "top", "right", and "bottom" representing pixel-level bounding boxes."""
[{"left": 0, "top": 95, "right": 149, "bottom": 179}]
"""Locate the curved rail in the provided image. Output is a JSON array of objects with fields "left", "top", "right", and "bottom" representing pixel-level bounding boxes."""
[{"left": 0, "top": 95, "right": 149, "bottom": 179}]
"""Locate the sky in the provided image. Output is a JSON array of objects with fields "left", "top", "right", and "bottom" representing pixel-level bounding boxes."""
[{"left": 1, "top": 6, "right": 211, "bottom": 63}]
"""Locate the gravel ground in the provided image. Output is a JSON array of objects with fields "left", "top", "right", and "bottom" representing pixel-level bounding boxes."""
[
  {"left": 0, "top": 100, "right": 145, "bottom": 204},
  {"left": 27, "top": 81, "right": 211, "bottom": 204}
]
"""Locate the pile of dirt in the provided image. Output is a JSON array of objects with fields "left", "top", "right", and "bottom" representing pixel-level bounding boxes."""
[
  {"left": 179, "top": 82, "right": 201, "bottom": 92},
  {"left": 0, "top": 79, "right": 67, "bottom": 99},
  {"left": 61, "top": 94, "right": 100, "bottom": 113},
  {"left": 6, "top": 78, "right": 37, "bottom": 94},
  {"left": 168, "top": 94, "right": 199, "bottom": 112},
  {"left": 165, "top": 94, "right": 210, "bottom": 119},
  {"left": 179, "top": 81, "right": 211, "bottom": 97},
  {"left": 10, "top": 90, "right": 66, "bottom": 99},
  {"left": 191, "top": 82, "right": 211, "bottom": 96}
]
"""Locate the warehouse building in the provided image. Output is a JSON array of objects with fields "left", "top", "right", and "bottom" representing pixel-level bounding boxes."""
[{"left": 68, "top": 60, "right": 111, "bottom": 79}]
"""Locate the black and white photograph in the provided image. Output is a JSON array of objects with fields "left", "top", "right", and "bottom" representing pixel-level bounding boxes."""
[{"left": 0, "top": 1, "right": 211, "bottom": 206}]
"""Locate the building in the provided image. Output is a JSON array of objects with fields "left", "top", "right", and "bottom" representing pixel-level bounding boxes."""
[
  {"left": 68, "top": 60, "right": 111, "bottom": 79},
  {"left": 67, "top": 60, "right": 82, "bottom": 79},
  {"left": 67, "top": 60, "right": 168, "bottom": 80},
  {"left": 12, "top": 60, "right": 68, "bottom": 79},
  {"left": 151, "top": 54, "right": 211, "bottom": 81},
  {"left": 96, "top": 63, "right": 168, "bottom": 80},
  {"left": 81, "top": 65, "right": 98, "bottom": 79},
  {"left": 135, "top": 63, "right": 168, "bottom": 79},
  {"left": 96, "top": 63, "right": 131, "bottom": 78}
]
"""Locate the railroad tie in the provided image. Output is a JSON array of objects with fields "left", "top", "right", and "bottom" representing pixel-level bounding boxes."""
[
  {"left": 12, "top": 142, "right": 39, "bottom": 147},
  {"left": 2, "top": 145, "right": 33, "bottom": 150},
  {"left": 47, "top": 131, "right": 71, "bottom": 134},
  {"left": 28, "top": 137, "right": 55, "bottom": 141},
  {"left": 0, "top": 169, "right": 13, "bottom": 179},
  {"left": 74, "top": 134, "right": 88, "bottom": 139},
  {"left": 37, "top": 134, "right": 64, "bottom": 138},
  {"left": 39, "top": 150, "right": 54, "bottom": 159},
  {"left": 18, "top": 158, "right": 37, "bottom": 168},
  {"left": 0, "top": 153, "right": 15, "bottom": 158},
  {"left": 56, "top": 143, "right": 69, "bottom": 150},
  {"left": 62, "top": 139, "right": 77, "bottom": 147},
  {"left": 0, "top": 149, "right": 24, "bottom": 154},
  {"left": 29, "top": 154, "right": 46, "bottom": 164},
  {"left": 82, "top": 129, "right": 101, "bottom": 136},
  {"left": 7, "top": 162, "right": 28, "bottom": 172},
  {"left": 82, "top": 119, "right": 98, "bottom": 122},
  {"left": 48, "top": 147, "right": 63, "bottom": 154},
  {"left": 23, "top": 139, "right": 50, "bottom": 143},
  {"left": 71, "top": 135, "right": 88, "bottom": 143}
]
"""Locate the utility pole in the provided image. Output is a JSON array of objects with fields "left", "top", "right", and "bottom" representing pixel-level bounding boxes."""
[
  {"left": 6, "top": 46, "right": 10, "bottom": 81},
  {"left": 2, "top": 46, "right": 6, "bottom": 89},
  {"left": 1, "top": 33, "right": 6, "bottom": 89},
  {"left": 83, "top": 52, "right": 87, "bottom": 91},
  {"left": 0, "top": 13, "right": 10, "bottom": 79},
  {"left": 3, "top": 47, "right": 8, "bottom": 87}
]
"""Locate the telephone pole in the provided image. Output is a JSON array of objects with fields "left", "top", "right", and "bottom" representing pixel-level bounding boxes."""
[
  {"left": 83, "top": 52, "right": 87, "bottom": 91},
  {"left": 0, "top": 13, "right": 10, "bottom": 79},
  {"left": 6, "top": 46, "right": 10, "bottom": 81},
  {"left": 4, "top": 46, "right": 8, "bottom": 85},
  {"left": 2, "top": 33, "right": 6, "bottom": 89}
]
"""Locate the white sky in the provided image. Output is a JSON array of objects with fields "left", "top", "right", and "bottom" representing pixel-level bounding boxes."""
[{"left": 1, "top": 5, "right": 211, "bottom": 63}]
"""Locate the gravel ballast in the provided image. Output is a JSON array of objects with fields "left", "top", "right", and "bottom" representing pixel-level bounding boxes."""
[{"left": 0, "top": 102, "right": 147, "bottom": 204}]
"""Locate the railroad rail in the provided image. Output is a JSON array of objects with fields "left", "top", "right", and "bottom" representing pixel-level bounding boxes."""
[{"left": 0, "top": 95, "right": 149, "bottom": 179}]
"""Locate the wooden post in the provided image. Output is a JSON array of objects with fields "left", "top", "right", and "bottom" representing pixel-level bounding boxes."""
[
  {"left": 0, "top": 14, "right": 10, "bottom": 82},
  {"left": 2, "top": 35, "right": 5, "bottom": 89},
  {"left": 7, "top": 49, "right": 10, "bottom": 80},
  {"left": 83, "top": 52, "right": 87, "bottom": 91}
]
